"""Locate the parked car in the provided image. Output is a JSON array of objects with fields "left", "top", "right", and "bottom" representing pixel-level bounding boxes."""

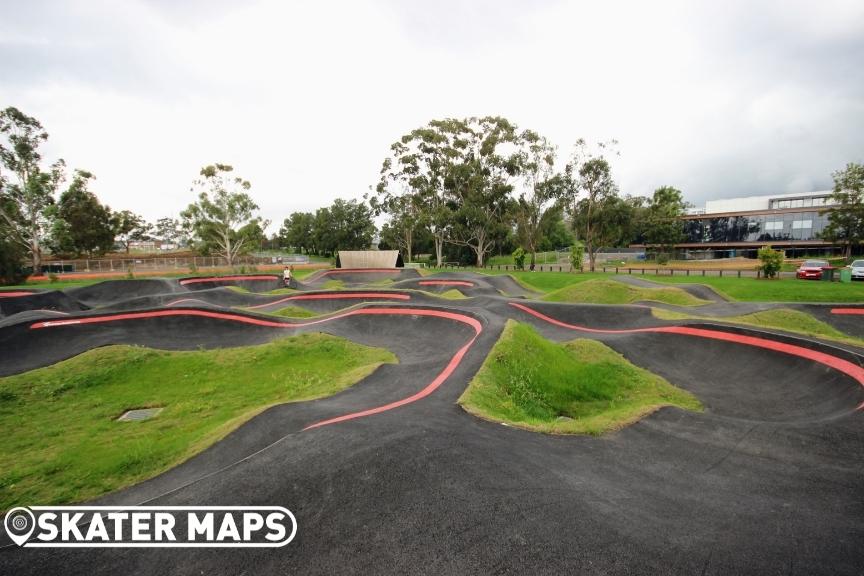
[
  {"left": 847, "top": 260, "right": 864, "bottom": 281},
  {"left": 796, "top": 259, "right": 829, "bottom": 280}
]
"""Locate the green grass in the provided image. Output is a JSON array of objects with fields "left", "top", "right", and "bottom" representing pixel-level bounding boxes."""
[
  {"left": 1, "top": 280, "right": 100, "bottom": 291},
  {"left": 542, "top": 279, "right": 709, "bottom": 306},
  {"left": 459, "top": 321, "right": 702, "bottom": 435},
  {"left": 634, "top": 275, "right": 864, "bottom": 302},
  {"left": 0, "top": 334, "right": 396, "bottom": 510},
  {"left": 322, "top": 279, "right": 345, "bottom": 290},
  {"left": 266, "top": 287, "right": 299, "bottom": 294},
  {"left": 486, "top": 251, "right": 564, "bottom": 266},
  {"left": 475, "top": 269, "right": 608, "bottom": 293},
  {"left": 652, "top": 307, "right": 864, "bottom": 347},
  {"left": 434, "top": 289, "right": 468, "bottom": 300},
  {"left": 257, "top": 305, "right": 319, "bottom": 318}
]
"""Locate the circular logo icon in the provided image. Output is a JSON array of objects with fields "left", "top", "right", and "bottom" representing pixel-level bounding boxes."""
[{"left": 4, "top": 507, "right": 35, "bottom": 546}]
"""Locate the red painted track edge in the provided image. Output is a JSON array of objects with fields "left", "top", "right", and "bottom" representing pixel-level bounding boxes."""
[
  {"left": 28, "top": 306, "right": 483, "bottom": 428},
  {"left": 246, "top": 292, "right": 410, "bottom": 309},
  {"left": 418, "top": 280, "right": 475, "bottom": 287},
  {"left": 179, "top": 275, "right": 279, "bottom": 285},
  {"left": 509, "top": 302, "right": 864, "bottom": 410}
]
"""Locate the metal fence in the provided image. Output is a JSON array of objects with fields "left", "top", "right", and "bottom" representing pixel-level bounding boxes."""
[
  {"left": 41, "top": 254, "right": 310, "bottom": 274},
  {"left": 483, "top": 263, "right": 769, "bottom": 277}
]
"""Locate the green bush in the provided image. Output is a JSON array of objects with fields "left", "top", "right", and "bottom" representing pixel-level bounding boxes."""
[
  {"left": 569, "top": 242, "right": 584, "bottom": 272},
  {"left": 758, "top": 245, "right": 783, "bottom": 279},
  {"left": 512, "top": 247, "right": 526, "bottom": 270},
  {"left": 48, "top": 273, "right": 59, "bottom": 284},
  {"left": 0, "top": 239, "right": 27, "bottom": 285},
  {"left": 655, "top": 252, "right": 670, "bottom": 265}
]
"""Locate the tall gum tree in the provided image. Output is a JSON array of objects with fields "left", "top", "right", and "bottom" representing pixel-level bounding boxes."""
[
  {"left": 822, "top": 162, "right": 864, "bottom": 260},
  {"left": 445, "top": 116, "right": 523, "bottom": 268},
  {"left": 374, "top": 121, "right": 457, "bottom": 267},
  {"left": 563, "top": 139, "right": 620, "bottom": 271},
  {"left": 180, "top": 164, "right": 262, "bottom": 266},
  {"left": 514, "top": 131, "right": 562, "bottom": 266}
]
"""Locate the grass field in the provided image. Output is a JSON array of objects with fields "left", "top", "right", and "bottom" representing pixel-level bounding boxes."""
[
  {"left": 476, "top": 269, "right": 606, "bottom": 292},
  {"left": 542, "top": 279, "right": 709, "bottom": 306},
  {"left": 635, "top": 275, "right": 864, "bottom": 302},
  {"left": 473, "top": 268, "right": 864, "bottom": 302},
  {"left": 0, "top": 334, "right": 396, "bottom": 510},
  {"left": 459, "top": 321, "right": 702, "bottom": 435},
  {"left": 652, "top": 307, "right": 864, "bottom": 347}
]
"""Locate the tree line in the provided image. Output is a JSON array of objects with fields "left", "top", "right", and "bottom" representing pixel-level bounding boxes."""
[
  {"left": 0, "top": 107, "right": 187, "bottom": 275},
  {"left": 366, "top": 116, "right": 691, "bottom": 270},
  {"left": 3, "top": 106, "right": 863, "bottom": 284}
]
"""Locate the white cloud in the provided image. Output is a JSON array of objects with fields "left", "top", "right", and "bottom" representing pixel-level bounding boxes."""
[{"left": 1, "top": 0, "right": 862, "bottom": 231}]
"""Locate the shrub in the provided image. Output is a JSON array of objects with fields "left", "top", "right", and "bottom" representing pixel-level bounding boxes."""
[
  {"left": 0, "top": 239, "right": 27, "bottom": 285},
  {"left": 757, "top": 245, "right": 783, "bottom": 279},
  {"left": 48, "top": 273, "right": 59, "bottom": 284},
  {"left": 126, "top": 265, "right": 135, "bottom": 279},
  {"left": 188, "top": 261, "right": 198, "bottom": 273},
  {"left": 512, "top": 247, "right": 526, "bottom": 270},
  {"left": 655, "top": 252, "right": 670, "bottom": 265},
  {"left": 569, "top": 242, "right": 584, "bottom": 272}
]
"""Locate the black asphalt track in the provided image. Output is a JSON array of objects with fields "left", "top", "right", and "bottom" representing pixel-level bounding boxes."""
[{"left": 0, "top": 272, "right": 862, "bottom": 575}]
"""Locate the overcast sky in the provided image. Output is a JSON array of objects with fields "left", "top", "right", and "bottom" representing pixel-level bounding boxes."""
[{"left": 2, "top": 0, "right": 862, "bottom": 231}]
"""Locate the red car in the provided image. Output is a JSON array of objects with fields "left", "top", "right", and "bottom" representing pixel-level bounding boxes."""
[{"left": 796, "top": 259, "right": 829, "bottom": 280}]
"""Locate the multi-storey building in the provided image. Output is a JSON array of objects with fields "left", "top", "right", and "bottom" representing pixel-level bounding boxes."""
[{"left": 677, "top": 191, "right": 840, "bottom": 258}]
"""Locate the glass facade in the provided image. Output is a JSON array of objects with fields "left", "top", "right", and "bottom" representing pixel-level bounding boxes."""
[
  {"left": 683, "top": 210, "right": 831, "bottom": 244},
  {"left": 769, "top": 195, "right": 830, "bottom": 210}
]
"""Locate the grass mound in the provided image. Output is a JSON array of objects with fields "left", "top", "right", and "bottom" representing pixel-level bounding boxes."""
[
  {"left": 241, "top": 305, "right": 319, "bottom": 318},
  {"left": 652, "top": 307, "right": 863, "bottom": 346},
  {"left": 459, "top": 321, "right": 702, "bottom": 435},
  {"left": 639, "top": 275, "right": 864, "bottom": 303},
  {"left": 436, "top": 289, "right": 468, "bottom": 300},
  {"left": 323, "top": 279, "right": 345, "bottom": 290},
  {"left": 543, "top": 279, "right": 708, "bottom": 306},
  {"left": 269, "top": 306, "right": 319, "bottom": 318},
  {"left": 0, "top": 334, "right": 396, "bottom": 509}
]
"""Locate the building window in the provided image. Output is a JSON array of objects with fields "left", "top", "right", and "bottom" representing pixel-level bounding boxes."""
[
  {"left": 765, "top": 221, "right": 783, "bottom": 231},
  {"left": 792, "top": 220, "right": 812, "bottom": 229}
]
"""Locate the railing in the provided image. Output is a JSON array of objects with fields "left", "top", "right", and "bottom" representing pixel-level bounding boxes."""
[
  {"left": 39, "top": 254, "right": 310, "bottom": 274},
  {"left": 484, "top": 263, "right": 766, "bottom": 277}
]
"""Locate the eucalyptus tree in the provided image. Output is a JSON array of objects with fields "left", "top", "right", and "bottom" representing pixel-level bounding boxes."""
[
  {"left": 563, "top": 139, "right": 620, "bottom": 271},
  {"left": 374, "top": 120, "right": 457, "bottom": 267},
  {"left": 822, "top": 162, "right": 864, "bottom": 260},
  {"left": 154, "top": 217, "right": 184, "bottom": 246},
  {"left": 0, "top": 107, "right": 66, "bottom": 272},
  {"left": 513, "top": 131, "right": 562, "bottom": 266},
  {"left": 444, "top": 116, "right": 524, "bottom": 267},
  {"left": 51, "top": 170, "right": 115, "bottom": 256},
  {"left": 370, "top": 192, "right": 422, "bottom": 262},
  {"left": 113, "top": 210, "right": 152, "bottom": 253},
  {"left": 180, "top": 164, "right": 263, "bottom": 266},
  {"left": 643, "top": 186, "right": 688, "bottom": 259},
  {"left": 279, "top": 212, "right": 315, "bottom": 254}
]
